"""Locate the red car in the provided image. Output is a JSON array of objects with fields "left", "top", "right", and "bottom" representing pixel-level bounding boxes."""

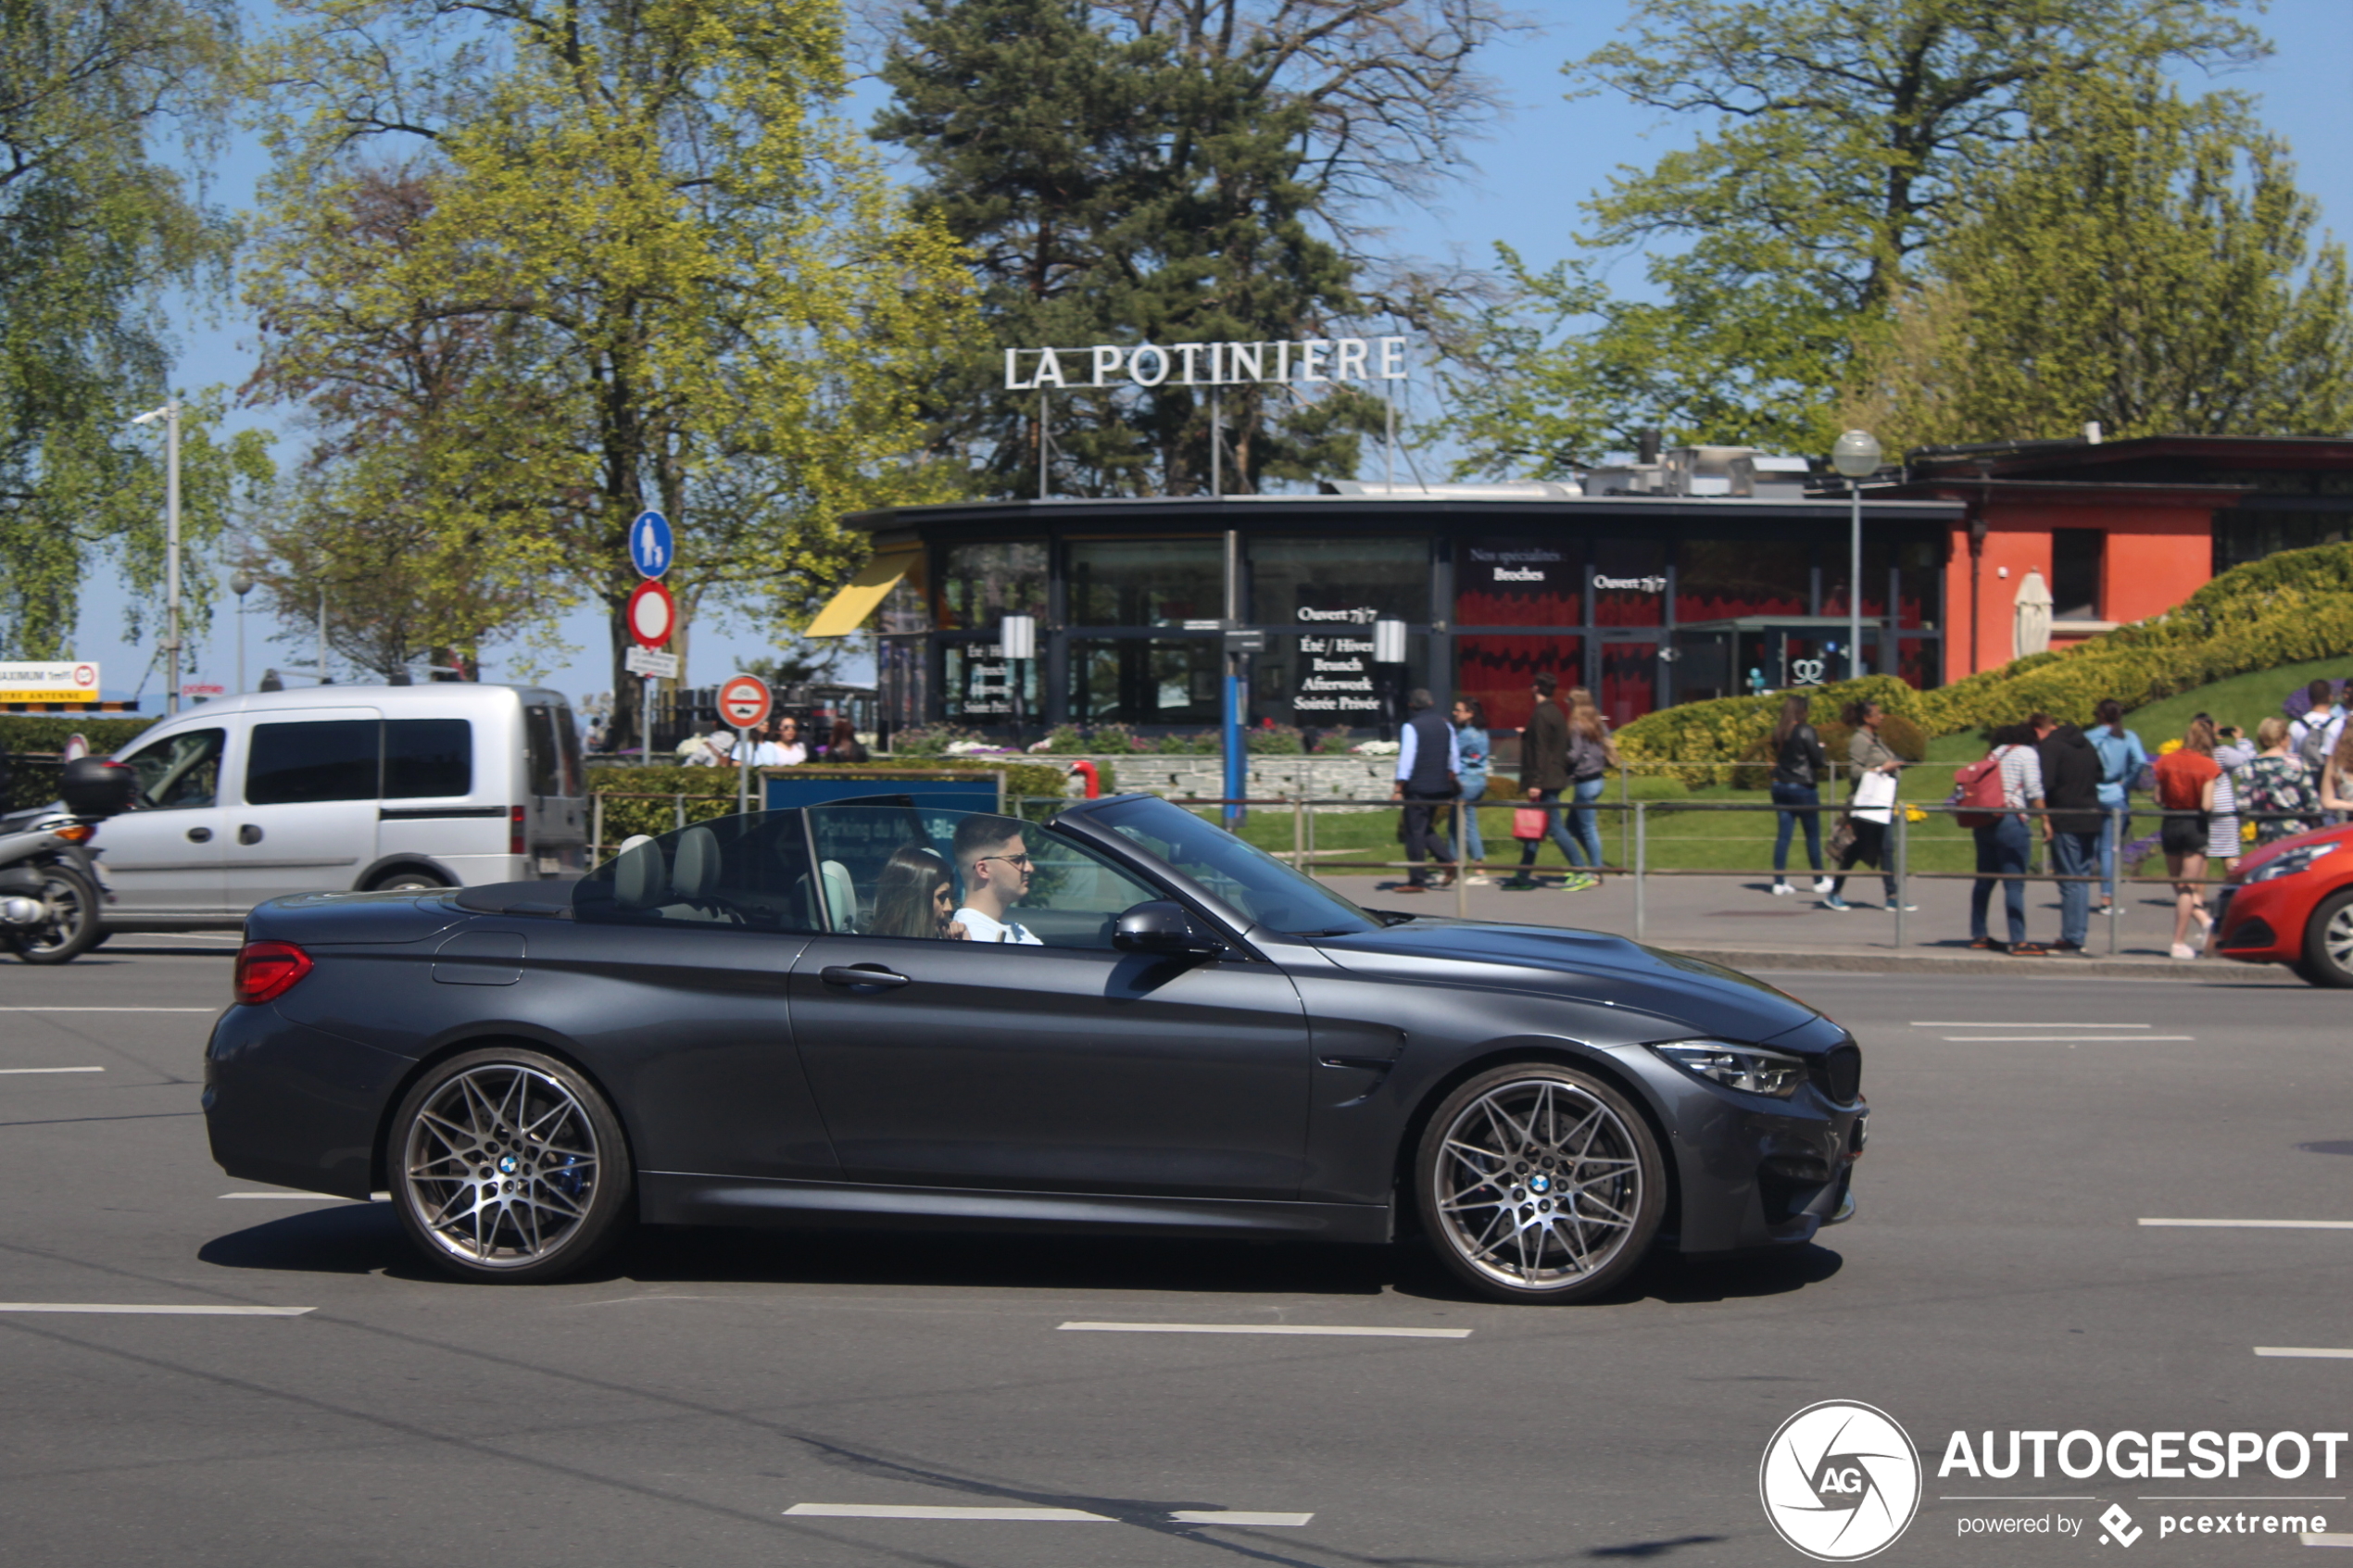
[{"left": 2212, "top": 822, "right": 2353, "bottom": 985}]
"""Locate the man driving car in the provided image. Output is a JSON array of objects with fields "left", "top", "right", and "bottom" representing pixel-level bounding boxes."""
[{"left": 949, "top": 814, "right": 1042, "bottom": 944}]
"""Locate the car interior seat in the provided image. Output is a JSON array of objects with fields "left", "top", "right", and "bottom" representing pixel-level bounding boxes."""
[
  {"left": 612, "top": 839, "right": 668, "bottom": 910},
  {"left": 820, "top": 859, "right": 859, "bottom": 932}
]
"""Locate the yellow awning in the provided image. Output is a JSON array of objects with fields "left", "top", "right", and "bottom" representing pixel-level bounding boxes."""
[{"left": 806, "top": 549, "right": 922, "bottom": 637}]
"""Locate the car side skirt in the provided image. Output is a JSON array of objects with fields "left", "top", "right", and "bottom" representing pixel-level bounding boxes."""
[{"left": 639, "top": 1172, "right": 1394, "bottom": 1245}]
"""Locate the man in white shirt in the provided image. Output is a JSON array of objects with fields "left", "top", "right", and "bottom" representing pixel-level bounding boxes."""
[
  {"left": 949, "top": 813, "right": 1042, "bottom": 944},
  {"left": 2290, "top": 679, "right": 2346, "bottom": 770}
]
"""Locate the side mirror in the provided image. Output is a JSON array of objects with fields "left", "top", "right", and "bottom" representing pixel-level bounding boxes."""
[{"left": 1114, "top": 900, "right": 1224, "bottom": 959}]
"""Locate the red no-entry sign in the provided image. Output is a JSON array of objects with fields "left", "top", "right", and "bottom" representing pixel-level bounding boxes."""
[
  {"left": 717, "top": 674, "right": 773, "bottom": 732},
  {"left": 626, "top": 579, "right": 675, "bottom": 651}
]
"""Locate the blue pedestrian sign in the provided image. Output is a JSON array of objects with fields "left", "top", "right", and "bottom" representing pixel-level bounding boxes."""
[{"left": 629, "top": 510, "right": 673, "bottom": 580}]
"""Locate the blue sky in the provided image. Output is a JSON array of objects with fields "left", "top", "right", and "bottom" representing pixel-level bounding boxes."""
[{"left": 76, "top": 0, "right": 2353, "bottom": 711}]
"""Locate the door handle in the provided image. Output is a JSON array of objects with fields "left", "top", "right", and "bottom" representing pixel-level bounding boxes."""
[
  {"left": 820, "top": 964, "right": 911, "bottom": 989},
  {"left": 238, "top": 825, "right": 264, "bottom": 846},
  {"left": 185, "top": 827, "right": 212, "bottom": 844}
]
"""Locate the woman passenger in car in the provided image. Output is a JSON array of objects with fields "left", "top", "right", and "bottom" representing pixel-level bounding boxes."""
[{"left": 869, "top": 846, "right": 968, "bottom": 939}]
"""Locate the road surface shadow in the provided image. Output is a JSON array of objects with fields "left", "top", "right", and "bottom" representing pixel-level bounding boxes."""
[
  {"left": 200, "top": 1202, "right": 1840, "bottom": 1306},
  {"left": 1586, "top": 1536, "right": 1728, "bottom": 1558}
]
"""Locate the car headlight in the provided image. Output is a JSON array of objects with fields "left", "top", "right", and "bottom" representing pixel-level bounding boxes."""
[
  {"left": 2244, "top": 843, "right": 2341, "bottom": 884},
  {"left": 1651, "top": 1041, "right": 1807, "bottom": 1098}
]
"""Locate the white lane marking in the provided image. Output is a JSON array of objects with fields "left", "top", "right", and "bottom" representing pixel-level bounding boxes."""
[
  {"left": 1944, "top": 1035, "right": 2195, "bottom": 1042},
  {"left": 0, "top": 1007, "right": 217, "bottom": 1013},
  {"left": 2307, "top": 1533, "right": 2353, "bottom": 1547},
  {"left": 1058, "top": 1321, "right": 1471, "bottom": 1339},
  {"left": 2143, "top": 1220, "right": 2353, "bottom": 1231},
  {"left": 1940, "top": 1495, "right": 2096, "bottom": 1501},
  {"left": 0, "top": 1302, "right": 313, "bottom": 1316},
  {"left": 783, "top": 1504, "right": 1311, "bottom": 1527},
  {"left": 786, "top": 1505, "right": 1112, "bottom": 1523},
  {"left": 1912, "top": 1022, "right": 2152, "bottom": 1028},
  {"left": 220, "top": 1191, "right": 356, "bottom": 1201},
  {"left": 0, "top": 1066, "right": 105, "bottom": 1074},
  {"left": 2258, "top": 1348, "right": 2353, "bottom": 1359}
]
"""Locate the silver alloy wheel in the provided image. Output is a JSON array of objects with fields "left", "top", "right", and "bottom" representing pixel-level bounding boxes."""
[
  {"left": 401, "top": 1064, "right": 602, "bottom": 1269},
  {"left": 14, "top": 870, "right": 98, "bottom": 963},
  {"left": 1430, "top": 1076, "right": 1644, "bottom": 1291},
  {"left": 2325, "top": 900, "right": 2353, "bottom": 974}
]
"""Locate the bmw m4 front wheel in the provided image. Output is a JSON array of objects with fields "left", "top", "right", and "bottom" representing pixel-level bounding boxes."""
[
  {"left": 1416, "top": 1063, "right": 1665, "bottom": 1304},
  {"left": 389, "top": 1047, "right": 634, "bottom": 1284}
]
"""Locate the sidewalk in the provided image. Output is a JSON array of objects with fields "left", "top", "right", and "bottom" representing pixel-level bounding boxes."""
[{"left": 1323, "top": 866, "right": 2254, "bottom": 978}]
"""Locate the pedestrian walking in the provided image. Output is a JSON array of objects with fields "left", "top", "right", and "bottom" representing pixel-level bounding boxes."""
[
  {"left": 2154, "top": 718, "right": 2223, "bottom": 960},
  {"left": 1823, "top": 698, "right": 1905, "bottom": 910},
  {"left": 1768, "top": 694, "right": 1831, "bottom": 897},
  {"left": 1500, "top": 673, "right": 1594, "bottom": 892},
  {"left": 2088, "top": 698, "right": 2149, "bottom": 911},
  {"left": 2033, "top": 711, "right": 2105, "bottom": 953},
  {"left": 1389, "top": 688, "right": 1459, "bottom": 893},
  {"left": 1564, "top": 685, "right": 1617, "bottom": 872},
  {"left": 1961, "top": 724, "right": 2047, "bottom": 955},
  {"left": 2235, "top": 717, "right": 2322, "bottom": 844},
  {"left": 1451, "top": 697, "right": 1492, "bottom": 884}
]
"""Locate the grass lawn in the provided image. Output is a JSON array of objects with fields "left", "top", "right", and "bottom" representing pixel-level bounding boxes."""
[{"left": 2119, "top": 656, "right": 2346, "bottom": 748}]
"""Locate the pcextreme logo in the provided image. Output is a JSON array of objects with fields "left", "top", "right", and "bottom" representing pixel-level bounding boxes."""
[{"left": 1761, "top": 1400, "right": 1924, "bottom": 1562}]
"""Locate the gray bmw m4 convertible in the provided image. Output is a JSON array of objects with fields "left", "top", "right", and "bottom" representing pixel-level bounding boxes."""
[{"left": 204, "top": 793, "right": 1866, "bottom": 1303}]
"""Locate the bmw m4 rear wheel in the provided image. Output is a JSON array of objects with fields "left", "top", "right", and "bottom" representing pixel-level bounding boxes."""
[
  {"left": 1416, "top": 1063, "right": 1664, "bottom": 1304},
  {"left": 390, "top": 1047, "right": 633, "bottom": 1283}
]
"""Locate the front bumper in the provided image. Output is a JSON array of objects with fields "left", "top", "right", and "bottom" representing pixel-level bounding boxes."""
[{"left": 2213, "top": 881, "right": 2296, "bottom": 965}]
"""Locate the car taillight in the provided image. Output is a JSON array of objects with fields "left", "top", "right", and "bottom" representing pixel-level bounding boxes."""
[
  {"left": 510, "top": 805, "right": 526, "bottom": 856},
  {"left": 233, "top": 941, "right": 313, "bottom": 1006}
]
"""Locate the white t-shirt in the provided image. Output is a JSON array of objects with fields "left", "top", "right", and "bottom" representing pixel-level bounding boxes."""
[
  {"left": 951, "top": 908, "right": 1041, "bottom": 945},
  {"left": 748, "top": 741, "right": 805, "bottom": 767}
]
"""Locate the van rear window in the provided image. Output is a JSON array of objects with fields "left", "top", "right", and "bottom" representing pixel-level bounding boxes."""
[
  {"left": 385, "top": 720, "right": 472, "bottom": 797},
  {"left": 247, "top": 721, "right": 380, "bottom": 804},
  {"left": 523, "top": 704, "right": 562, "bottom": 797}
]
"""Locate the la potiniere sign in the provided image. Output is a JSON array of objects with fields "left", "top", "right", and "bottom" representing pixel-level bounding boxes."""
[
  {"left": 1004, "top": 336, "right": 1412, "bottom": 391},
  {"left": 0, "top": 662, "right": 100, "bottom": 704}
]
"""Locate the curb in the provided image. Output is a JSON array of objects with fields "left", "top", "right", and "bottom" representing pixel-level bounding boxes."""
[{"left": 1664, "top": 946, "right": 2255, "bottom": 980}]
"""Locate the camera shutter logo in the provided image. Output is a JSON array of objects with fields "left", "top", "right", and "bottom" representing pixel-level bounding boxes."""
[{"left": 1759, "top": 1400, "right": 1921, "bottom": 1561}]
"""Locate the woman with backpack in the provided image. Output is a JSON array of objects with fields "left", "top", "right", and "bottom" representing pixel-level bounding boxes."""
[
  {"left": 1564, "top": 686, "right": 1617, "bottom": 872},
  {"left": 2152, "top": 718, "right": 2223, "bottom": 960},
  {"left": 1957, "top": 724, "right": 2047, "bottom": 954},
  {"left": 1768, "top": 694, "right": 1830, "bottom": 897},
  {"left": 2088, "top": 698, "right": 2148, "bottom": 912}
]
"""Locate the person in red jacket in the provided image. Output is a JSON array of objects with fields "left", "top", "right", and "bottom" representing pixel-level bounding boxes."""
[{"left": 2152, "top": 718, "right": 2223, "bottom": 960}]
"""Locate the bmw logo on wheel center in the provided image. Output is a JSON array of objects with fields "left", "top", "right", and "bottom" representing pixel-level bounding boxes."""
[{"left": 1761, "top": 1400, "right": 1923, "bottom": 1561}]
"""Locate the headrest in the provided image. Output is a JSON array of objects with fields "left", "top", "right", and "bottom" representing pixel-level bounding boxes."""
[
  {"left": 821, "top": 859, "right": 858, "bottom": 932},
  {"left": 612, "top": 842, "right": 665, "bottom": 909},
  {"left": 673, "top": 826, "right": 722, "bottom": 900}
]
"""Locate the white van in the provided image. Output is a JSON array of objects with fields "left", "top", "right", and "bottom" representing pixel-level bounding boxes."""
[{"left": 94, "top": 684, "right": 588, "bottom": 930}]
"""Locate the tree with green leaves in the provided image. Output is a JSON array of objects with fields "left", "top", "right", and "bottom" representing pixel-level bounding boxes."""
[
  {"left": 244, "top": 0, "right": 972, "bottom": 729},
  {"left": 1437, "top": 0, "right": 2269, "bottom": 473},
  {"left": 875, "top": 0, "right": 1511, "bottom": 495},
  {"left": 0, "top": 0, "right": 271, "bottom": 660},
  {"left": 1841, "top": 70, "right": 2352, "bottom": 448}
]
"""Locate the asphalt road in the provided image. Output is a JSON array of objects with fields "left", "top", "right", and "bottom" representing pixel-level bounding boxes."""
[{"left": 2, "top": 941, "right": 2348, "bottom": 1567}]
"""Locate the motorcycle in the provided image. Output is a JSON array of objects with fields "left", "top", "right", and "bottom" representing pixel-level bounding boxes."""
[{"left": 0, "top": 757, "right": 134, "bottom": 965}]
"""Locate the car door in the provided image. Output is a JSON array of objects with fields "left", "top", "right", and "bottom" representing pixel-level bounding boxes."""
[
  {"left": 92, "top": 726, "right": 230, "bottom": 915},
  {"left": 226, "top": 709, "right": 384, "bottom": 907},
  {"left": 786, "top": 804, "right": 1314, "bottom": 1200}
]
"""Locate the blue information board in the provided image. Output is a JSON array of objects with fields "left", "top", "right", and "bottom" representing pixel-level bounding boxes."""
[{"left": 761, "top": 774, "right": 1002, "bottom": 813}]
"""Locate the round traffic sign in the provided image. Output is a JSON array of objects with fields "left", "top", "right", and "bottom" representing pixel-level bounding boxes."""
[
  {"left": 628, "top": 509, "right": 673, "bottom": 579},
  {"left": 717, "top": 674, "right": 773, "bottom": 733},
  {"left": 625, "top": 579, "right": 675, "bottom": 651}
]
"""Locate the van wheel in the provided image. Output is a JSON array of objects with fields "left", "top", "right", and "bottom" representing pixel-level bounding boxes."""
[{"left": 371, "top": 870, "right": 447, "bottom": 893}]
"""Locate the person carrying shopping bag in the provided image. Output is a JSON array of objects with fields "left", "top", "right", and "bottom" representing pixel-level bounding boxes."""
[{"left": 1822, "top": 698, "right": 1906, "bottom": 911}]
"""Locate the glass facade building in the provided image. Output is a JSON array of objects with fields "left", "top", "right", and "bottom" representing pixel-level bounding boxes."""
[{"left": 854, "top": 494, "right": 1965, "bottom": 739}]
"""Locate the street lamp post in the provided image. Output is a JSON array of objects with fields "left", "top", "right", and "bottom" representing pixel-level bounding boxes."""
[
  {"left": 230, "top": 571, "right": 255, "bottom": 695},
  {"left": 131, "top": 401, "right": 182, "bottom": 714},
  {"left": 1831, "top": 430, "right": 1883, "bottom": 683}
]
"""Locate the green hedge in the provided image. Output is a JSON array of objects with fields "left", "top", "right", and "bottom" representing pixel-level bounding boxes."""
[
  {"left": 1619, "top": 541, "right": 2353, "bottom": 774},
  {"left": 587, "top": 759, "right": 1082, "bottom": 843},
  {"left": 0, "top": 716, "right": 158, "bottom": 755}
]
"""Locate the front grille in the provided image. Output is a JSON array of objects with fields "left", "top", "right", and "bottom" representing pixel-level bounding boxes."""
[
  {"left": 1812, "top": 1043, "right": 1862, "bottom": 1105},
  {"left": 2221, "top": 917, "right": 2276, "bottom": 951}
]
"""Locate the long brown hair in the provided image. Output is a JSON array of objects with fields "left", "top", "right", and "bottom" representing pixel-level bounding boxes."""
[
  {"left": 1773, "top": 693, "right": 1810, "bottom": 747},
  {"left": 1566, "top": 685, "right": 1607, "bottom": 742},
  {"left": 870, "top": 846, "right": 952, "bottom": 940},
  {"left": 2182, "top": 717, "right": 2219, "bottom": 757}
]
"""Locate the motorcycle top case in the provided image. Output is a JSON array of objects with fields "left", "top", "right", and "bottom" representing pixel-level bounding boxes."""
[{"left": 60, "top": 758, "right": 135, "bottom": 819}]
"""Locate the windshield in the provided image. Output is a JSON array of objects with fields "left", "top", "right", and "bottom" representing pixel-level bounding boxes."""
[{"left": 1089, "top": 796, "right": 1378, "bottom": 938}]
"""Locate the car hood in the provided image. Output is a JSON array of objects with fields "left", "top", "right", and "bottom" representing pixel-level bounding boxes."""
[
  {"left": 1308, "top": 918, "right": 1827, "bottom": 1047},
  {"left": 2231, "top": 820, "right": 2353, "bottom": 883}
]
